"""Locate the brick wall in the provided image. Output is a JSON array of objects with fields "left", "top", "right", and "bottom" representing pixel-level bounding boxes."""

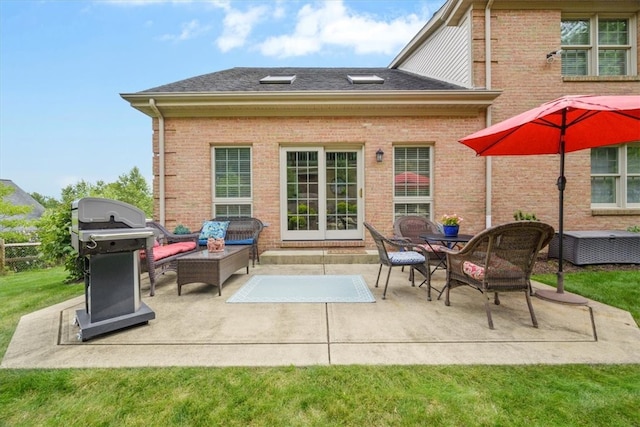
[
  {"left": 151, "top": 114, "right": 488, "bottom": 252},
  {"left": 471, "top": 8, "right": 640, "bottom": 231}
]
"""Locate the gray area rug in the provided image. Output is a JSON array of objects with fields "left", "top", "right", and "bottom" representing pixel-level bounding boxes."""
[{"left": 227, "top": 275, "right": 375, "bottom": 303}]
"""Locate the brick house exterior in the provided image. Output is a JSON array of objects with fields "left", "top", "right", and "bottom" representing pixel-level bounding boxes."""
[{"left": 122, "top": 0, "right": 640, "bottom": 256}]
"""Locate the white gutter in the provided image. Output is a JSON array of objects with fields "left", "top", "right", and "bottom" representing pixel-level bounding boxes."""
[
  {"left": 149, "top": 98, "right": 166, "bottom": 224},
  {"left": 484, "top": 0, "right": 494, "bottom": 228}
]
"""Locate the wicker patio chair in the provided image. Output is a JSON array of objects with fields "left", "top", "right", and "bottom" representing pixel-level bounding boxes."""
[
  {"left": 364, "top": 221, "right": 432, "bottom": 300},
  {"left": 393, "top": 215, "right": 447, "bottom": 268},
  {"left": 441, "top": 221, "right": 554, "bottom": 329},
  {"left": 393, "top": 215, "right": 442, "bottom": 243}
]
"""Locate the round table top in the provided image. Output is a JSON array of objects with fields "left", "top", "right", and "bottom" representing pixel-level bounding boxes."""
[{"left": 420, "top": 233, "right": 474, "bottom": 243}]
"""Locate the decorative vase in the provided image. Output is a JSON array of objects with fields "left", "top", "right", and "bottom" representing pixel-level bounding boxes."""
[{"left": 443, "top": 224, "right": 459, "bottom": 237}]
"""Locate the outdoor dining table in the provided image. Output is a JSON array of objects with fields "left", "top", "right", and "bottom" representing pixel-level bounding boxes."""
[{"left": 420, "top": 233, "right": 474, "bottom": 278}]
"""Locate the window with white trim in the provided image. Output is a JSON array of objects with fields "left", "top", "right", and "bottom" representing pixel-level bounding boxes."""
[
  {"left": 591, "top": 143, "right": 640, "bottom": 208},
  {"left": 213, "top": 147, "right": 252, "bottom": 217},
  {"left": 393, "top": 146, "right": 433, "bottom": 219},
  {"left": 561, "top": 15, "right": 635, "bottom": 76}
]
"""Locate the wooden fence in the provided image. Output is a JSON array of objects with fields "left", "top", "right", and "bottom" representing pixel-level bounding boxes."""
[{"left": 0, "top": 239, "right": 43, "bottom": 272}]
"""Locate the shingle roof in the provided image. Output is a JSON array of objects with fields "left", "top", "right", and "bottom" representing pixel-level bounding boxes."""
[
  {"left": 141, "top": 67, "right": 465, "bottom": 93},
  {"left": 0, "top": 179, "right": 45, "bottom": 221}
]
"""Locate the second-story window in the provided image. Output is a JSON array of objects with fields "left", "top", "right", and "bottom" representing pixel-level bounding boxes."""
[{"left": 561, "top": 15, "right": 634, "bottom": 76}]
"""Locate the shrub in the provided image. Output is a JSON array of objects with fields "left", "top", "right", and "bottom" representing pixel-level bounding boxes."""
[
  {"left": 514, "top": 210, "right": 538, "bottom": 221},
  {"left": 174, "top": 224, "right": 191, "bottom": 234}
]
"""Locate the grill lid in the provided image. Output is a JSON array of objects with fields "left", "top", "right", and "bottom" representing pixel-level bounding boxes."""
[{"left": 72, "top": 197, "right": 146, "bottom": 229}]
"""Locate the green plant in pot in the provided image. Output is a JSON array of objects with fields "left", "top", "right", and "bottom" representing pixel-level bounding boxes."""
[
  {"left": 336, "top": 201, "right": 357, "bottom": 214},
  {"left": 173, "top": 224, "right": 191, "bottom": 234},
  {"left": 288, "top": 203, "right": 317, "bottom": 230},
  {"left": 440, "top": 213, "right": 463, "bottom": 237}
]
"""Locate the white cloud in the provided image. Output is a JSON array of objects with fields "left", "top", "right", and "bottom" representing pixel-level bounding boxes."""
[
  {"left": 215, "top": 5, "right": 268, "bottom": 52},
  {"left": 257, "top": 0, "right": 425, "bottom": 58},
  {"left": 159, "top": 19, "right": 211, "bottom": 42},
  {"left": 102, "top": 0, "right": 429, "bottom": 58},
  {"left": 100, "top": 0, "right": 193, "bottom": 6}
]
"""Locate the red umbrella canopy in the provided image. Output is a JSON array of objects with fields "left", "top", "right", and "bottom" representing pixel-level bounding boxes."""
[{"left": 459, "top": 95, "right": 640, "bottom": 156}]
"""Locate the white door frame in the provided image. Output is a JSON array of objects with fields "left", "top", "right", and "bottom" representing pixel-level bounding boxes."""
[{"left": 280, "top": 146, "right": 363, "bottom": 241}]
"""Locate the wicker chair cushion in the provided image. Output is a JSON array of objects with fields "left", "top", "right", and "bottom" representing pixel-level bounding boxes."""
[
  {"left": 418, "top": 243, "right": 445, "bottom": 252},
  {"left": 198, "top": 221, "right": 230, "bottom": 243},
  {"left": 462, "top": 256, "right": 521, "bottom": 281},
  {"left": 388, "top": 251, "right": 426, "bottom": 265}
]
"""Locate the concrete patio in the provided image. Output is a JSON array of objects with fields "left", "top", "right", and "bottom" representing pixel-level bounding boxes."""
[{"left": 2, "top": 259, "right": 640, "bottom": 368}]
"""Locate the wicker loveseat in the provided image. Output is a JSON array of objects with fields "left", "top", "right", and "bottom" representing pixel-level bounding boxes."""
[
  {"left": 142, "top": 221, "right": 199, "bottom": 296},
  {"left": 198, "top": 217, "right": 264, "bottom": 266}
]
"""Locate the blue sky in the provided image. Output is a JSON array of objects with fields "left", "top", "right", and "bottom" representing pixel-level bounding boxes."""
[{"left": 1, "top": 0, "right": 444, "bottom": 198}]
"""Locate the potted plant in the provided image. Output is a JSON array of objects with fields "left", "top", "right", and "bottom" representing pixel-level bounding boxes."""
[
  {"left": 288, "top": 203, "right": 317, "bottom": 230},
  {"left": 440, "top": 213, "right": 463, "bottom": 237}
]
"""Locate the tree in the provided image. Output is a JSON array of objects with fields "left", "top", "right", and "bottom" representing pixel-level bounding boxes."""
[
  {"left": 31, "top": 192, "right": 61, "bottom": 210},
  {"left": 38, "top": 168, "right": 153, "bottom": 282},
  {"left": 101, "top": 167, "right": 153, "bottom": 216}
]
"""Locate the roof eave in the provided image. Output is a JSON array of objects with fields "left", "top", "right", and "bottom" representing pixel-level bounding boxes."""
[{"left": 120, "top": 90, "right": 502, "bottom": 118}]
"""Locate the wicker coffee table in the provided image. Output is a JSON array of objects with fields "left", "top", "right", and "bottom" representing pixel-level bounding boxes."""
[{"left": 176, "top": 246, "right": 251, "bottom": 296}]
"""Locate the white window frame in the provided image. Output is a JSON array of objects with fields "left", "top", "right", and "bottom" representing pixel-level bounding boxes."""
[
  {"left": 561, "top": 14, "right": 637, "bottom": 77},
  {"left": 211, "top": 146, "right": 253, "bottom": 217},
  {"left": 392, "top": 145, "right": 434, "bottom": 220},
  {"left": 591, "top": 143, "right": 640, "bottom": 209}
]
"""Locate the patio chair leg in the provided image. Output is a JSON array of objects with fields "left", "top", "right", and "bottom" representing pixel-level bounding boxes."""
[
  {"left": 413, "top": 264, "right": 432, "bottom": 301},
  {"left": 382, "top": 267, "right": 393, "bottom": 299},
  {"left": 375, "top": 264, "right": 383, "bottom": 287},
  {"left": 444, "top": 271, "right": 452, "bottom": 306},
  {"left": 484, "top": 293, "right": 495, "bottom": 329},
  {"left": 525, "top": 291, "right": 538, "bottom": 328}
]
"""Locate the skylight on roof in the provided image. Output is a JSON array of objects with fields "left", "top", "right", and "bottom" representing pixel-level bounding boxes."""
[
  {"left": 260, "top": 75, "right": 297, "bottom": 84},
  {"left": 347, "top": 74, "right": 385, "bottom": 84}
]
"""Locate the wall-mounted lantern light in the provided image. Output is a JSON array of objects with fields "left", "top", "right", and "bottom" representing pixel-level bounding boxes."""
[{"left": 376, "top": 149, "right": 384, "bottom": 163}]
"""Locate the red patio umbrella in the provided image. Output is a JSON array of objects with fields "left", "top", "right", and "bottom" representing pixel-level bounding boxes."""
[{"left": 459, "top": 94, "right": 640, "bottom": 304}]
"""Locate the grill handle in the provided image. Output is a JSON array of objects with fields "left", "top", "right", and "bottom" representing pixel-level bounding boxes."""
[{"left": 89, "top": 231, "right": 155, "bottom": 241}]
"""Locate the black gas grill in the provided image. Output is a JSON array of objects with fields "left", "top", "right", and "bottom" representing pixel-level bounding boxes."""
[{"left": 71, "top": 197, "right": 156, "bottom": 341}]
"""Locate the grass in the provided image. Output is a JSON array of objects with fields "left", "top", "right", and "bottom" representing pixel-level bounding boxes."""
[
  {"left": 1, "top": 267, "right": 639, "bottom": 426},
  {"left": 532, "top": 270, "right": 640, "bottom": 326}
]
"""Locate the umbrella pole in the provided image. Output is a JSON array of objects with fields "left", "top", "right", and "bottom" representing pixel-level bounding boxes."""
[{"left": 536, "top": 116, "right": 588, "bottom": 305}]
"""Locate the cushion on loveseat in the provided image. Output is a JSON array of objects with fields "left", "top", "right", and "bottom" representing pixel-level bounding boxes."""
[
  {"left": 140, "top": 241, "right": 197, "bottom": 261},
  {"left": 198, "top": 221, "right": 230, "bottom": 245},
  {"left": 225, "top": 238, "right": 254, "bottom": 245}
]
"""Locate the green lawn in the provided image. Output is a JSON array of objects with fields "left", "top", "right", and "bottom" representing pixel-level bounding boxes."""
[
  {"left": 533, "top": 270, "right": 640, "bottom": 326},
  {"left": 1, "top": 267, "right": 639, "bottom": 426}
]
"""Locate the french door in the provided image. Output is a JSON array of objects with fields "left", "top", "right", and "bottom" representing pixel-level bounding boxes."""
[{"left": 281, "top": 147, "right": 363, "bottom": 240}]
